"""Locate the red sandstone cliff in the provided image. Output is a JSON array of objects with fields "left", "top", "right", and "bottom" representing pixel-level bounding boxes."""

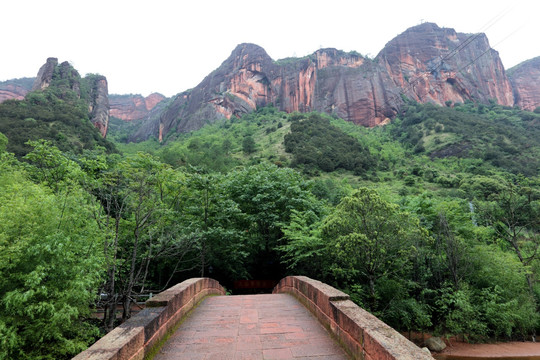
[
  {"left": 508, "top": 57, "right": 540, "bottom": 111},
  {"left": 2, "top": 22, "right": 538, "bottom": 143},
  {"left": 377, "top": 23, "right": 514, "bottom": 107},
  {"left": 133, "top": 45, "right": 401, "bottom": 141},
  {"left": 109, "top": 93, "right": 166, "bottom": 121},
  {"left": 133, "top": 23, "right": 522, "bottom": 142},
  {"left": 87, "top": 75, "right": 110, "bottom": 137},
  {"left": 0, "top": 78, "right": 34, "bottom": 103}
]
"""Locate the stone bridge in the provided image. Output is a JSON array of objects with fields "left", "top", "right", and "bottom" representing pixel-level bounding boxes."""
[{"left": 73, "top": 276, "right": 433, "bottom": 359}]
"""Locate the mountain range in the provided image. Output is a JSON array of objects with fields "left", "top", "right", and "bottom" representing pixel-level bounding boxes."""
[{"left": 1, "top": 22, "right": 539, "bottom": 142}]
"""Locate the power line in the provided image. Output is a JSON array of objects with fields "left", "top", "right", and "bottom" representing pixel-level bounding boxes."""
[
  {"left": 427, "top": 5, "right": 514, "bottom": 75},
  {"left": 457, "top": 24, "right": 525, "bottom": 75},
  {"left": 372, "top": 5, "right": 516, "bottom": 116}
]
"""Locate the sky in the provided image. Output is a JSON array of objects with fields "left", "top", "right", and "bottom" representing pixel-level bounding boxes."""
[{"left": 1, "top": 0, "right": 538, "bottom": 97}]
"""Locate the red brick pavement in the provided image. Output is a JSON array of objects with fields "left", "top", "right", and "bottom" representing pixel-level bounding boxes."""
[{"left": 152, "top": 294, "right": 350, "bottom": 360}]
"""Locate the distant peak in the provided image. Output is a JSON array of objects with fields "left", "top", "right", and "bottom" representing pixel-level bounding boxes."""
[
  {"left": 411, "top": 22, "right": 441, "bottom": 30},
  {"left": 400, "top": 22, "right": 460, "bottom": 36},
  {"left": 230, "top": 43, "right": 270, "bottom": 58},
  {"left": 45, "top": 57, "right": 59, "bottom": 64},
  {"left": 148, "top": 92, "right": 166, "bottom": 98}
]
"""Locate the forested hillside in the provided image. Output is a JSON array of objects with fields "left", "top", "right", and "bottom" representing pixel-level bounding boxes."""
[
  {"left": 0, "top": 69, "right": 116, "bottom": 157},
  {"left": 1, "top": 100, "right": 539, "bottom": 359},
  {"left": 104, "top": 101, "right": 540, "bottom": 341}
]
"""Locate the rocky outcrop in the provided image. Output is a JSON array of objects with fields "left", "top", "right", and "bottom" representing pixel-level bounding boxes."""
[
  {"left": 31, "top": 57, "right": 58, "bottom": 91},
  {"left": 27, "top": 58, "right": 109, "bottom": 136},
  {"left": 0, "top": 78, "right": 34, "bottom": 103},
  {"left": 508, "top": 57, "right": 540, "bottom": 111},
  {"left": 135, "top": 44, "right": 401, "bottom": 141},
  {"left": 425, "top": 337, "right": 446, "bottom": 352},
  {"left": 31, "top": 58, "right": 82, "bottom": 98},
  {"left": 134, "top": 23, "right": 520, "bottom": 142},
  {"left": 377, "top": 22, "right": 514, "bottom": 107},
  {"left": 109, "top": 93, "right": 166, "bottom": 121},
  {"left": 4, "top": 22, "right": 537, "bottom": 143},
  {"left": 145, "top": 93, "right": 166, "bottom": 112},
  {"left": 87, "top": 75, "right": 110, "bottom": 137},
  {"left": 312, "top": 56, "right": 400, "bottom": 127}
]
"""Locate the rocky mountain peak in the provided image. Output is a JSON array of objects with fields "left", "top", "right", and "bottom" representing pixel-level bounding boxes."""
[
  {"left": 28, "top": 58, "right": 110, "bottom": 136},
  {"left": 31, "top": 58, "right": 82, "bottom": 98},
  {"left": 132, "top": 22, "right": 531, "bottom": 141},
  {"left": 31, "top": 57, "right": 59, "bottom": 91},
  {"left": 230, "top": 43, "right": 272, "bottom": 64},
  {"left": 376, "top": 22, "right": 513, "bottom": 107},
  {"left": 3, "top": 23, "right": 539, "bottom": 143}
]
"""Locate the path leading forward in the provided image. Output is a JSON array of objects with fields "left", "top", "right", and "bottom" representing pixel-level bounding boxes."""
[{"left": 152, "top": 294, "right": 350, "bottom": 360}]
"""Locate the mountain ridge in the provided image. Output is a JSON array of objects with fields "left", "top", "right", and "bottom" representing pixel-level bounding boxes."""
[
  {"left": 1, "top": 23, "right": 539, "bottom": 141},
  {"left": 109, "top": 93, "right": 166, "bottom": 121},
  {"left": 132, "top": 22, "right": 538, "bottom": 142}
]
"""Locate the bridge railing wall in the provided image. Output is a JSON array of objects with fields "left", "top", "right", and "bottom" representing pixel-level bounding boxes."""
[
  {"left": 273, "top": 275, "right": 433, "bottom": 360},
  {"left": 73, "top": 277, "right": 225, "bottom": 360}
]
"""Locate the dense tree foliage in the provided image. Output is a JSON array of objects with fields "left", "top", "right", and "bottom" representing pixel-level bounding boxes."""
[
  {"left": 1, "top": 97, "right": 540, "bottom": 358},
  {"left": 100, "top": 102, "right": 540, "bottom": 342},
  {"left": 393, "top": 100, "right": 540, "bottom": 176},
  {"left": 0, "top": 150, "right": 104, "bottom": 359},
  {"left": 284, "top": 113, "right": 375, "bottom": 174},
  {"left": 0, "top": 73, "right": 116, "bottom": 158},
  {"left": 223, "top": 163, "right": 322, "bottom": 279},
  {"left": 322, "top": 188, "right": 426, "bottom": 306}
]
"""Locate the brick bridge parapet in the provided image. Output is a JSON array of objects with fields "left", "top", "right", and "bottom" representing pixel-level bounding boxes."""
[
  {"left": 72, "top": 276, "right": 432, "bottom": 359},
  {"left": 273, "top": 276, "right": 433, "bottom": 359},
  {"left": 72, "top": 277, "right": 225, "bottom": 360}
]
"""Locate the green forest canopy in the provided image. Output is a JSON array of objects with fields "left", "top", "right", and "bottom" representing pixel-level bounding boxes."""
[{"left": 0, "top": 100, "right": 539, "bottom": 359}]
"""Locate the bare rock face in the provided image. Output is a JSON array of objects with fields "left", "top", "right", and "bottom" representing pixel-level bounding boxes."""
[
  {"left": 109, "top": 93, "right": 166, "bottom": 121},
  {"left": 508, "top": 57, "right": 540, "bottom": 111},
  {"left": 135, "top": 23, "right": 518, "bottom": 142},
  {"left": 311, "top": 53, "right": 400, "bottom": 127},
  {"left": 136, "top": 44, "right": 401, "bottom": 141},
  {"left": 87, "top": 75, "right": 110, "bottom": 137},
  {"left": 0, "top": 84, "right": 27, "bottom": 102},
  {"left": 145, "top": 93, "right": 166, "bottom": 112},
  {"left": 377, "top": 22, "right": 514, "bottom": 107},
  {"left": 31, "top": 57, "right": 58, "bottom": 91}
]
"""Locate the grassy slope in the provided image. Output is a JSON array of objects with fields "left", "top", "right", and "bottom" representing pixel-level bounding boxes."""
[{"left": 108, "top": 102, "right": 539, "bottom": 205}]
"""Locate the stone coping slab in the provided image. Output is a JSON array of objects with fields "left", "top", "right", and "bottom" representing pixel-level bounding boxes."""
[
  {"left": 73, "top": 277, "right": 225, "bottom": 360},
  {"left": 273, "top": 276, "right": 434, "bottom": 360}
]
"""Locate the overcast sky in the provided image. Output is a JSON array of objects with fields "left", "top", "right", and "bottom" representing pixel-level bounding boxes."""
[{"left": 1, "top": 0, "right": 538, "bottom": 97}]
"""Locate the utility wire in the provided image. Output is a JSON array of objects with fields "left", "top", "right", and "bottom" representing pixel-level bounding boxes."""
[
  {"left": 458, "top": 24, "right": 525, "bottom": 75},
  {"left": 373, "top": 5, "right": 516, "bottom": 115},
  {"left": 427, "top": 5, "right": 514, "bottom": 73}
]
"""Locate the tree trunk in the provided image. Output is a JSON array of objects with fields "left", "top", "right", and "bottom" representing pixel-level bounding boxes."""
[
  {"left": 104, "top": 216, "right": 121, "bottom": 332},
  {"left": 368, "top": 276, "right": 377, "bottom": 308}
]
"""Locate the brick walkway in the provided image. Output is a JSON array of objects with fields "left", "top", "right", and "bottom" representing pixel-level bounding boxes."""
[{"left": 152, "top": 294, "right": 350, "bottom": 360}]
